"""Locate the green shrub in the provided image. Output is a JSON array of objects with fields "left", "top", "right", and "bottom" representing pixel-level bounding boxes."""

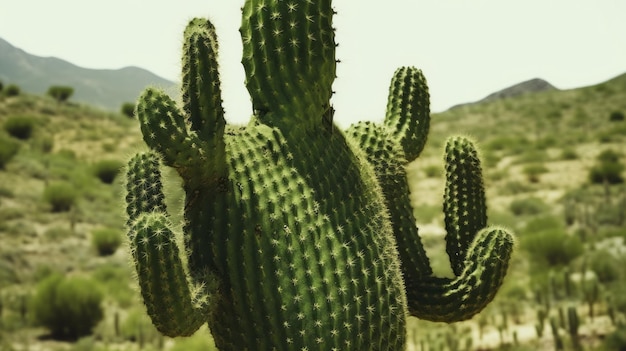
[
  {"left": 521, "top": 229, "right": 583, "bottom": 267},
  {"left": 120, "top": 102, "right": 135, "bottom": 118},
  {"left": 92, "top": 159, "right": 124, "bottom": 184},
  {"left": 92, "top": 228, "right": 122, "bottom": 256},
  {"left": 609, "top": 110, "right": 625, "bottom": 122},
  {"left": 43, "top": 182, "right": 77, "bottom": 212},
  {"left": 4, "top": 84, "right": 20, "bottom": 97},
  {"left": 92, "top": 263, "right": 134, "bottom": 307},
  {"left": 589, "top": 250, "right": 622, "bottom": 284},
  {"left": 3, "top": 116, "right": 35, "bottom": 140},
  {"left": 522, "top": 163, "right": 548, "bottom": 183},
  {"left": 560, "top": 148, "right": 579, "bottom": 160},
  {"left": 0, "top": 135, "right": 19, "bottom": 169},
  {"left": 601, "top": 328, "right": 626, "bottom": 351},
  {"left": 47, "top": 85, "right": 74, "bottom": 103},
  {"left": 523, "top": 215, "right": 564, "bottom": 234},
  {"left": 0, "top": 80, "right": 3, "bottom": 92},
  {"left": 589, "top": 150, "right": 624, "bottom": 184},
  {"left": 509, "top": 197, "right": 547, "bottom": 216},
  {"left": 31, "top": 274, "right": 104, "bottom": 340}
]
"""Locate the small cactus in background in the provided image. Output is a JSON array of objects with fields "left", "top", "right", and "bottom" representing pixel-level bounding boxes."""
[{"left": 124, "top": 1, "right": 514, "bottom": 349}]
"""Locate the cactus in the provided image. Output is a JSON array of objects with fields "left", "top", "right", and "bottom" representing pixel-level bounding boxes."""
[{"left": 124, "top": 1, "right": 514, "bottom": 350}]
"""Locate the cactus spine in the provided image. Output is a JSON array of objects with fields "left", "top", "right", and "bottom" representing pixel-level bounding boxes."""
[{"left": 124, "top": 1, "right": 514, "bottom": 350}]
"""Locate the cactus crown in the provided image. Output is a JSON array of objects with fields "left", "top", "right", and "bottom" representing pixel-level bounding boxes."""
[{"left": 124, "top": 1, "right": 514, "bottom": 350}]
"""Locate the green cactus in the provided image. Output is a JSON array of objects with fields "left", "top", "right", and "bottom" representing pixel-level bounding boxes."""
[{"left": 124, "top": 1, "right": 514, "bottom": 350}]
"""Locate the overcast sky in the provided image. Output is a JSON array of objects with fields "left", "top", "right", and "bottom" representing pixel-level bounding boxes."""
[{"left": 1, "top": 0, "right": 624, "bottom": 127}]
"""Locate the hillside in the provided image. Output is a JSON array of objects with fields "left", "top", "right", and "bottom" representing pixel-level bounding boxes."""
[
  {"left": 451, "top": 78, "right": 559, "bottom": 109},
  {"left": 0, "top": 37, "right": 176, "bottom": 111},
  {"left": 0, "top": 72, "right": 625, "bottom": 350}
]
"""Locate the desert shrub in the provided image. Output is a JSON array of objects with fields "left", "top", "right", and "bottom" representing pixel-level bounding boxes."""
[
  {"left": 609, "top": 110, "right": 625, "bottom": 122},
  {"left": 4, "top": 84, "right": 20, "bottom": 97},
  {"left": 589, "top": 250, "right": 622, "bottom": 284},
  {"left": 43, "top": 182, "right": 77, "bottom": 212},
  {"left": 601, "top": 328, "right": 626, "bottom": 351},
  {"left": 523, "top": 215, "right": 564, "bottom": 234},
  {"left": 92, "top": 228, "right": 122, "bottom": 256},
  {"left": 47, "top": 85, "right": 74, "bottom": 103},
  {"left": 31, "top": 274, "right": 104, "bottom": 340},
  {"left": 3, "top": 116, "right": 34, "bottom": 140},
  {"left": 92, "top": 263, "right": 134, "bottom": 307},
  {"left": 521, "top": 229, "right": 583, "bottom": 267},
  {"left": 560, "top": 147, "right": 579, "bottom": 160},
  {"left": 522, "top": 163, "right": 548, "bottom": 183},
  {"left": 509, "top": 197, "right": 547, "bottom": 216},
  {"left": 37, "top": 135, "right": 54, "bottom": 153},
  {"left": 120, "top": 307, "right": 160, "bottom": 343},
  {"left": 501, "top": 180, "right": 533, "bottom": 195},
  {"left": 0, "top": 135, "right": 19, "bottom": 169},
  {"left": 589, "top": 149, "right": 624, "bottom": 184},
  {"left": 120, "top": 102, "right": 135, "bottom": 118},
  {"left": 92, "top": 159, "right": 123, "bottom": 184}
]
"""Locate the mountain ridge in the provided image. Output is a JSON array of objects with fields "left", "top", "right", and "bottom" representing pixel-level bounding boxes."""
[{"left": 0, "top": 37, "right": 176, "bottom": 111}]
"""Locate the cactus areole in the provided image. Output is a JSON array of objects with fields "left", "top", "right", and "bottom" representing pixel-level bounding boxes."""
[{"left": 124, "top": 1, "right": 514, "bottom": 350}]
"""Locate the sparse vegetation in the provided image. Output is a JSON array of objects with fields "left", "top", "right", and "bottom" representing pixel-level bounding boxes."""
[
  {"left": 4, "top": 84, "right": 20, "bottom": 97},
  {"left": 609, "top": 110, "right": 624, "bottom": 122},
  {"left": 91, "top": 228, "right": 122, "bottom": 256},
  {"left": 43, "top": 182, "right": 78, "bottom": 212},
  {"left": 47, "top": 85, "right": 75, "bottom": 103},
  {"left": 589, "top": 149, "right": 624, "bottom": 184},
  {"left": 0, "top": 135, "right": 19, "bottom": 169},
  {"left": 92, "top": 159, "right": 124, "bottom": 184},
  {"left": 31, "top": 274, "right": 104, "bottom": 340},
  {"left": 3, "top": 115, "right": 35, "bottom": 140},
  {"left": 120, "top": 102, "right": 135, "bottom": 118}
]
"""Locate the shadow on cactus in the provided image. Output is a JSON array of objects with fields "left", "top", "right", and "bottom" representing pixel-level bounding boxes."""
[{"left": 124, "top": 1, "right": 515, "bottom": 350}]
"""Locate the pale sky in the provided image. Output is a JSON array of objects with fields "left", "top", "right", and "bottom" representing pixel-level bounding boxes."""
[{"left": 1, "top": 1, "right": 625, "bottom": 127}]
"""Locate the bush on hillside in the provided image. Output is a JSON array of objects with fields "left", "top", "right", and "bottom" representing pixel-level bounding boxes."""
[
  {"left": 92, "top": 159, "right": 124, "bottom": 184},
  {"left": 521, "top": 229, "right": 583, "bottom": 267},
  {"left": 43, "top": 182, "right": 77, "bottom": 212},
  {"left": 589, "top": 149, "right": 624, "bottom": 184},
  {"left": 0, "top": 80, "right": 3, "bottom": 92},
  {"left": 31, "top": 274, "right": 104, "bottom": 340},
  {"left": 4, "top": 84, "right": 20, "bottom": 97},
  {"left": 47, "top": 85, "right": 74, "bottom": 103},
  {"left": 92, "top": 228, "right": 122, "bottom": 256},
  {"left": 589, "top": 250, "right": 622, "bottom": 284},
  {"left": 609, "top": 110, "right": 624, "bottom": 122},
  {"left": 0, "top": 136, "right": 19, "bottom": 169},
  {"left": 522, "top": 163, "right": 548, "bottom": 183},
  {"left": 3, "top": 116, "right": 35, "bottom": 140},
  {"left": 120, "top": 102, "right": 135, "bottom": 118},
  {"left": 509, "top": 197, "right": 548, "bottom": 216}
]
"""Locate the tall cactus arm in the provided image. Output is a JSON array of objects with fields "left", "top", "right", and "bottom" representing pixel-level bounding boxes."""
[
  {"left": 136, "top": 17, "right": 227, "bottom": 186},
  {"left": 443, "top": 136, "right": 488, "bottom": 276},
  {"left": 384, "top": 67, "right": 430, "bottom": 162},
  {"left": 406, "top": 227, "right": 514, "bottom": 321},
  {"left": 348, "top": 67, "right": 514, "bottom": 323},
  {"left": 125, "top": 152, "right": 214, "bottom": 336},
  {"left": 240, "top": 0, "right": 336, "bottom": 128}
]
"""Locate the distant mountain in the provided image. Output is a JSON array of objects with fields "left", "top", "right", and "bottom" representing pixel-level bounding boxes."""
[
  {"left": 451, "top": 78, "right": 558, "bottom": 110},
  {"left": 0, "top": 37, "right": 176, "bottom": 111}
]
